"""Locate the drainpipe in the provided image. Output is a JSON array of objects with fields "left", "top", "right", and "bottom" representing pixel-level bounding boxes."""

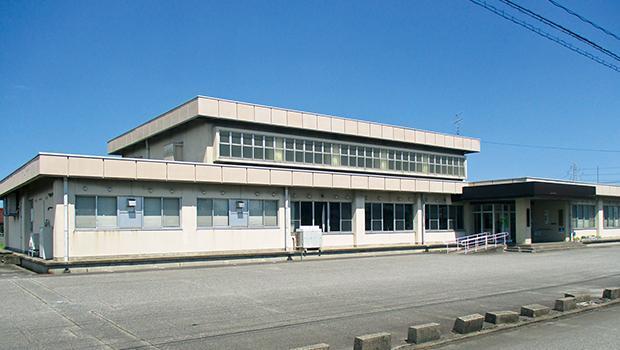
[
  {"left": 284, "top": 187, "right": 290, "bottom": 252},
  {"left": 63, "top": 177, "right": 69, "bottom": 262}
]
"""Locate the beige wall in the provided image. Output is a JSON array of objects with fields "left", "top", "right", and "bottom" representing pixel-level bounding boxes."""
[
  {"left": 62, "top": 179, "right": 287, "bottom": 258},
  {"left": 123, "top": 120, "right": 214, "bottom": 163},
  {"left": 515, "top": 198, "right": 532, "bottom": 244},
  {"left": 3, "top": 180, "right": 56, "bottom": 256},
  {"left": 51, "top": 179, "right": 455, "bottom": 259}
]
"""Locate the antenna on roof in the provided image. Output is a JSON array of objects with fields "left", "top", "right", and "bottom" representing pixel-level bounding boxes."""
[{"left": 453, "top": 113, "right": 463, "bottom": 135}]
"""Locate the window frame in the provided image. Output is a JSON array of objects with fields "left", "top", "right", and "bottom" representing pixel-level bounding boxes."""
[
  {"left": 216, "top": 127, "right": 467, "bottom": 178},
  {"left": 425, "top": 204, "right": 464, "bottom": 231},
  {"left": 571, "top": 204, "right": 596, "bottom": 229},
  {"left": 197, "top": 198, "right": 279, "bottom": 229},
  {"left": 365, "top": 202, "right": 415, "bottom": 233},
  {"left": 290, "top": 201, "right": 353, "bottom": 234}
]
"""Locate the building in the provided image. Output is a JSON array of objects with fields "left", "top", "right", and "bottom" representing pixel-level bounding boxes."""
[
  {"left": 0, "top": 208, "right": 4, "bottom": 240},
  {"left": 1, "top": 96, "right": 619, "bottom": 262}
]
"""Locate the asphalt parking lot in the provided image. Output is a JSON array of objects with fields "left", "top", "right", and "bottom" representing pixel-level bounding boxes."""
[{"left": 1, "top": 245, "right": 620, "bottom": 350}]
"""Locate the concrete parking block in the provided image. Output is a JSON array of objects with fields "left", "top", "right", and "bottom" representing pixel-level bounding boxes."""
[
  {"left": 564, "top": 292, "right": 592, "bottom": 303},
  {"left": 520, "top": 304, "right": 550, "bottom": 318},
  {"left": 407, "top": 323, "right": 441, "bottom": 344},
  {"left": 602, "top": 288, "right": 620, "bottom": 300},
  {"left": 554, "top": 297, "right": 577, "bottom": 312},
  {"left": 354, "top": 332, "right": 391, "bottom": 350},
  {"left": 484, "top": 311, "right": 519, "bottom": 324},
  {"left": 290, "top": 343, "right": 330, "bottom": 350},
  {"left": 453, "top": 314, "right": 484, "bottom": 334}
]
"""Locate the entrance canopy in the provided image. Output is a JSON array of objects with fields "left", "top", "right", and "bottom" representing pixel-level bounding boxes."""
[{"left": 455, "top": 179, "right": 596, "bottom": 201}]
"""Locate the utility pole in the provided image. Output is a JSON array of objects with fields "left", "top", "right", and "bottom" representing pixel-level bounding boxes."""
[
  {"left": 568, "top": 162, "right": 580, "bottom": 181},
  {"left": 453, "top": 113, "right": 463, "bottom": 135}
]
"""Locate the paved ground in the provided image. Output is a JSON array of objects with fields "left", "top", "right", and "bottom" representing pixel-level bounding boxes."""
[
  {"left": 1, "top": 245, "right": 620, "bottom": 350},
  {"left": 440, "top": 303, "right": 620, "bottom": 350}
]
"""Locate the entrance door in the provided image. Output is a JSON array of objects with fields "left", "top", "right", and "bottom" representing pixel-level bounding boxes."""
[{"left": 473, "top": 202, "right": 516, "bottom": 238}]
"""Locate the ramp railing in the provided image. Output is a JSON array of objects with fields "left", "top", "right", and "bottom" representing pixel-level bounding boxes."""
[{"left": 446, "top": 232, "right": 511, "bottom": 254}]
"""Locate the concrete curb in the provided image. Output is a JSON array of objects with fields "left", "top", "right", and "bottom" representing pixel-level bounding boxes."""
[
  {"left": 392, "top": 296, "right": 620, "bottom": 350},
  {"left": 292, "top": 291, "right": 620, "bottom": 350},
  {"left": 12, "top": 244, "right": 459, "bottom": 274}
]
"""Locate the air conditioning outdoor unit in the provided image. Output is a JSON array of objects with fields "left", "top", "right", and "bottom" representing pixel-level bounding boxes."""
[{"left": 296, "top": 225, "right": 323, "bottom": 250}]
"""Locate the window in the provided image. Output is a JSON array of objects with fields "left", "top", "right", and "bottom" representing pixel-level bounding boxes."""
[
  {"left": 526, "top": 208, "right": 531, "bottom": 227},
  {"left": 341, "top": 202, "right": 352, "bottom": 232},
  {"left": 163, "top": 142, "right": 183, "bottom": 161},
  {"left": 243, "top": 133, "right": 252, "bottom": 158},
  {"left": 572, "top": 204, "right": 596, "bottom": 229},
  {"left": 217, "top": 128, "right": 467, "bottom": 177},
  {"left": 75, "top": 196, "right": 96, "bottom": 228},
  {"left": 365, "top": 203, "right": 415, "bottom": 232},
  {"left": 144, "top": 197, "right": 181, "bottom": 228},
  {"left": 144, "top": 197, "right": 163, "bottom": 228},
  {"left": 292, "top": 201, "right": 301, "bottom": 230},
  {"left": 291, "top": 201, "right": 352, "bottom": 233},
  {"left": 383, "top": 203, "right": 394, "bottom": 231},
  {"left": 219, "top": 131, "right": 231, "bottom": 157},
  {"left": 213, "top": 199, "right": 229, "bottom": 226},
  {"left": 249, "top": 200, "right": 263, "bottom": 227},
  {"left": 264, "top": 200, "right": 278, "bottom": 226},
  {"left": 371, "top": 203, "right": 382, "bottom": 231},
  {"left": 231, "top": 132, "right": 242, "bottom": 157},
  {"left": 197, "top": 198, "right": 213, "bottom": 227},
  {"left": 199, "top": 199, "right": 277, "bottom": 228},
  {"left": 425, "top": 205, "right": 464, "bottom": 231},
  {"left": 97, "top": 196, "right": 117, "bottom": 228},
  {"left": 329, "top": 202, "right": 341, "bottom": 232},
  {"left": 163, "top": 198, "right": 180, "bottom": 227},
  {"left": 604, "top": 205, "right": 620, "bottom": 228},
  {"left": 76, "top": 195, "right": 180, "bottom": 230},
  {"left": 75, "top": 195, "right": 118, "bottom": 229}
]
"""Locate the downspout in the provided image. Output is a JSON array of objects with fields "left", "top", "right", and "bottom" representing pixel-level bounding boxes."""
[
  {"left": 284, "top": 187, "right": 289, "bottom": 252},
  {"left": 63, "top": 177, "right": 69, "bottom": 263},
  {"left": 417, "top": 194, "right": 424, "bottom": 245}
]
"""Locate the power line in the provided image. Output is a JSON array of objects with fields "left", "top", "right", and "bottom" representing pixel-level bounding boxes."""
[
  {"left": 498, "top": 0, "right": 620, "bottom": 62},
  {"left": 582, "top": 166, "right": 620, "bottom": 171},
  {"left": 466, "top": 0, "right": 620, "bottom": 73},
  {"left": 547, "top": 0, "right": 620, "bottom": 41},
  {"left": 482, "top": 140, "right": 620, "bottom": 153}
]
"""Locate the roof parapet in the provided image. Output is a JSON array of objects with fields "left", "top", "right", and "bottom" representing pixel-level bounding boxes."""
[{"left": 107, "top": 96, "right": 481, "bottom": 155}]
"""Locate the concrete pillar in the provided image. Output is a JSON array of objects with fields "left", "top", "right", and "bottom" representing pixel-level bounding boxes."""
[
  {"left": 284, "top": 187, "right": 293, "bottom": 252},
  {"left": 515, "top": 198, "right": 532, "bottom": 245},
  {"left": 52, "top": 179, "right": 67, "bottom": 259},
  {"left": 463, "top": 202, "right": 473, "bottom": 235},
  {"left": 415, "top": 194, "right": 424, "bottom": 244},
  {"left": 596, "top": 199, "right": 604, "bottom": 238},
  {"left": 563, "top": 201, "right": 571, "bottom": 241},
  {"left": 353, "top": 191, "right": 365, "bottom": 247}
]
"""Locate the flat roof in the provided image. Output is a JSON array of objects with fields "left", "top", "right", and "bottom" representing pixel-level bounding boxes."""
[
  {"left": 3, "top": 154, "right": 620, "bottom": 199},
  {"left": 107, "top": 96, "right": 481, "bottom": 155},
  {"left": 466, "top": 177, "right": 620, "bottom": 199}
]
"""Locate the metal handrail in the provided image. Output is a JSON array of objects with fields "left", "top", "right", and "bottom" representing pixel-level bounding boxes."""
[{"left": 446, "top": 232, "right": 511, "bottom": 254}]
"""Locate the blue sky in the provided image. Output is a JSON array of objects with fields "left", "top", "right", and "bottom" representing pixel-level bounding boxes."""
[{"left": 1, "top": 0, "right": 619, "bottom": 184}]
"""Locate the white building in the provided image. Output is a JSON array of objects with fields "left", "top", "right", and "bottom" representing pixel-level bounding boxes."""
[{"left": 1, "top": 96, "right": 619, "bottom": 264}]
